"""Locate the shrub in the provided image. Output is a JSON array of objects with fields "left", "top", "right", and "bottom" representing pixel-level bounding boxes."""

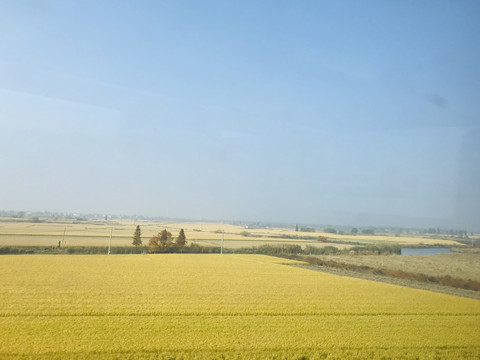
[
  {"left": 361, "top": 229, "right": 375, "bottom": 235},
  {"left": 299, "top": 227, "right": 315, "bottom": 232}
]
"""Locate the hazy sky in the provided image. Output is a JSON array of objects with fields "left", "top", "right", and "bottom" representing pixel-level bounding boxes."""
[{"left": 1, "top": 1, "right": 479, "bottom": 230}]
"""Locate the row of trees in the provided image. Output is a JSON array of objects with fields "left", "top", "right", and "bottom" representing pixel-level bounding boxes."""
[
  {"left": 422, "top": 228, "right": 470, "bottom": 237},
  {"left": 132, "top": 225, "right": 187, "bottom": 252},
  {"left": 295, "top": 224, "right": 315, "bottom": 232},
  {"left": 148, "top": 228, "right": 186, "bottom": 252}
]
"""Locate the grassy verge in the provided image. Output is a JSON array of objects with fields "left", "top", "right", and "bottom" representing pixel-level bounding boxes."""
[
  {"left": 281, "top": 254, "right": 480, "bottom": 300},
  {"left": 0, "top": 244, "right": 221, "bottom": 255},
  {"left": 293, "top": 255, "right": 480, "bottom": 291}
]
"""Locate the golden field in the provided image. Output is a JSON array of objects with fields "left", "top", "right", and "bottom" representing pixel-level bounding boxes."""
[
  {"left": 0, "top": 218, "right": 463, "bottom": 248},
  {"left": 0, "top": 254, "right": 479, "bottom": 359}
]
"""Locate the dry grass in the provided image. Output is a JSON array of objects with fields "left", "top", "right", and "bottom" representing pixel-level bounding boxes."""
[{"left": 312, "top": 253, "right": 480, "bottom": 282}]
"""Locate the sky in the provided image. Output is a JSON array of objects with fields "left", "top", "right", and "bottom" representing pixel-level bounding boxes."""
[{"left": 0, "top": 0, "right": 479, "bottom": 230}]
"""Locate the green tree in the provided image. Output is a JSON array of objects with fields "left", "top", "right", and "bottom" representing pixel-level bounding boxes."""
[
  {"left": 176, "top": 229, "right": 187, "bottom": 247},
  {"left": 324, "top": 227, "right": 337, "bottom": 234},
  {"left": 132, "top": 225, "right": 142, "bottom": 246},
  {"left": 351, "top": 227, "right": 358, "bottom": 234},
  {"left": 299, "top": 226, "right": 315, "bottom": 232},
  {"left": 361, "top": 229, "right": 375, "bottom": 235}
]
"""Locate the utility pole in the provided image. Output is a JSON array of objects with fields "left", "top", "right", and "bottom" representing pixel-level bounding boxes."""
[
  {"left": 62, "top": 227, "right": 66, "bottom": 247},
  {"left": 221, "top": 230, "right": 224, "bottom": 254},
  {"left": 108, "top": 227, "right": 112, "bottom": 255}
]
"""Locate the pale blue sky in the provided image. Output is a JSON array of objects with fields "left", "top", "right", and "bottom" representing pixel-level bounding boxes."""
[{"left": 1, "top": 0, "right": 479, "bottom": 230}]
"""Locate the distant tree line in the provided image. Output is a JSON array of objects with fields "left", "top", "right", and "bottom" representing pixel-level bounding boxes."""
[
  {"left": 300, "top": 226, "right": 315, "bottom": 232},
  {"left": 422, "top": 228, "right": 469, "bottom": 237},
  {"left": 361, "top": 229, "right": 375, "bottom": 235},
  {"left": 322, "top": 227, "right": 374, "bottom": 235}
]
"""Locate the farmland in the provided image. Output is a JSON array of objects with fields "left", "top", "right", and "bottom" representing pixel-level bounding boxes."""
[
  {"left": 0, "top": 254, "right": 479, "bottom": 359},
  {"left": 0, "top": 218, "right": 463, "bottom": 249}
]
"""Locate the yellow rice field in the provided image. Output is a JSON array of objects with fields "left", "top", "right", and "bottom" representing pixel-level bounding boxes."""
[{"left": 0, "top": 254, "right": 479, "bottom": 359}]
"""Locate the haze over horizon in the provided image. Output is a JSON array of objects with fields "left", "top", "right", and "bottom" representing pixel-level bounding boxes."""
[{"left": 1, "top": 1, "right": 479, "bottom": 231}]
